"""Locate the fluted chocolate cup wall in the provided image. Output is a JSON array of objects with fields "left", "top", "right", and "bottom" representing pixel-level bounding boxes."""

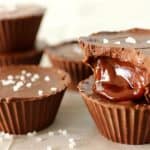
[
  {"left": 0, "top": 15, "right": 43, "bottom": 52},
  {"left": 0, "top": 88, "right": 66, "bottom": 134},
  {"left": 46, "top": 52, "right": 92, "bottom": 90},
  {"left": 78, "top": 77, "right": 150, "bottom": 145},
  {"left": 0, "top": 50, "right": 43, "bottom": 66}
]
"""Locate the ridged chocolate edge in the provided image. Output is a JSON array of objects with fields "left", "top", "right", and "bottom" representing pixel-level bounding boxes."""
[
  {"left": 0, "top": 50, "right": 43, "bottom": 66},
  {"left": 0, "top": 15, "right": 43, "bottom": 51},
  {"left": 79, "top": 88, "right": 150, "bottom": 144},
  {"left": 46, "top": 51, "right": 92, "bottom": 90},
  {"left": 0, "top": 89, "right": 66, "bottom": 134}
]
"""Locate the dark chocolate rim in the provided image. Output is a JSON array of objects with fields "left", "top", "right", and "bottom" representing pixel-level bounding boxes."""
[
  {"left": 0, "top": 49, "right": 43, "bottom": 66},
  {"left": 0, "top": 6, "right": 45, "bottom": 21},
  {"left": 0, "top": 65, "right": 70, "bottom": 102},
  {"left": 45, "top": 40, "right": 84, "bottom": 63},
  {"left": 79, "top": 28, "right": 150, "bottom": 74},
  {"left": 78, "top": 76, "right": 150, "bottom": 109},
  {"left": 0, "top": 49, "right": 43, "bottom": 57}
]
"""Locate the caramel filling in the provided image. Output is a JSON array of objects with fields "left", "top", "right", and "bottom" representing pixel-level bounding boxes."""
[{"left": 93, "top": 57, "right": 149, "bottom": 102}]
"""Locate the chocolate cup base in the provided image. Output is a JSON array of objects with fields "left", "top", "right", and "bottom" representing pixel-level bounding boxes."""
[
  {"left": 78, "top": 77, "right": 150, "bottom": 145},
  {"left": 0, "top": 15, "right": 44, "bottom": 52},
  {"left": 0, "top": 89, "right": 65, "bottom": 134},
  {"left": 46, "top": 52, "right": 92, "bottom": 91}
]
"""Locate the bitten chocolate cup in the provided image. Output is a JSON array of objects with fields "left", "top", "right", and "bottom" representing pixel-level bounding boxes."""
[
  {"left": 45, "top": 41, "right": 92, "bottom": 90},
  {"left": 78, "top": 76, "right": 150, "bottom": 145},
  {"left": 0, "top": 66, "right": 70, "bottom": 134},
  {"left": 0, "top": 4, "right": 45, "bottom": 51},
  {"left": 0, "top": 49, "right": 43, "bottom": 66}
]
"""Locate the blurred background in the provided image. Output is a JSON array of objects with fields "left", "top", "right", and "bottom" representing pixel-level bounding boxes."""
[{"left": 0, "top": 0, "right": 150, "bottom": 44}]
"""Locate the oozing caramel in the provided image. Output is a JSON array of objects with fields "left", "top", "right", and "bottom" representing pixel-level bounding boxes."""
[{"left": 94, "top": 57, "right": 149, "bottom": 102}]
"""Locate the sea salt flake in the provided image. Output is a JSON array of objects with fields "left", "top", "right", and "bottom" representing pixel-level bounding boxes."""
[
  {"left": 27, "top": 131, "right": 37, "bottom": 137},
  {"left": 7, "top": 75, "right": 13, "bottom": 80},
  {"left": 146, "top": 40, "right": 150, "bottom": 44},
  {"left": 16, "top": 81, "right": 24, "bottom": 88},
  {"left": 68, "top": 138, "right": 75, "bottom": 143},
  {"left": 46, "top": 145, "right": 52, "bottom": 150},
  {"left": 21, "top": 70, "right": 27, "bottom": 75},
  {"left": 50, "top": 87, "right": 57, "bottom": 92},
  {"left": 125, "top": 37, "right": 136, "bottom": 44},
  {"left": 33, "top": 74, "right": 40, "bottom": 79},
  {"left": 69, "top": 142, "right": 76, "bottom": 149},
  {"left": 48, "top": 131, "right": 54, "bottom": 136},
  {"left": 58, "top": 129, "right": 63, "bottom": 134},
  {"left": 102, "top": 38, "right": 109, "bottom": 44},
  {"left": 3, "top": 133, "right": 13, "bottom": 140},
  {"left": 13, "top": 86, "right": 19, "bottom": 92},
  {"left": 62, "top": 130, "right": 67, "bottom": 136},
  {"left": 114, "top": 41, "right": 121, "bottom": 44},
  {"left": 44, "top": 76, "right": 50, "bottom": 82},
  {"left": 31, "top": 77, "right": 36, "bottom": 82},
  {"left": 26, "top": 83, "right": 32, "bottom": 88},
  {"left": 35, "top": 137, "right": 42, "bottom": 142},
  {"left": 38, "top": 90, "right": 43, "bottom": 96},
  {"left": 20, "top": 75, "right": 25, "bottom": 81},
  {"left": 26, "top": 72, "right": 32, "bottom": 77},
  {"left": 1, "top": 80, "right": 15, "bottom": 86}
]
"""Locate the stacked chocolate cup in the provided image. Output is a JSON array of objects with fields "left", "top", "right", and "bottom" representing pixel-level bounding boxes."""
[
  {"left": 45, "top": 40, "right": 92, "bottom": 90},
  {"left": 78, "top": 28, "right": 150, "bottom": 145},
  {"left": 0, "top": 4, "right": 71, "bottom": 134},
  {"left": 0, "top": 4, "right": 45, "bottom": 65}
]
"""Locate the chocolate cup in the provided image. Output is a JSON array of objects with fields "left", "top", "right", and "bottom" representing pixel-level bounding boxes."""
[
  {"left": 0, "top": 49, "right": 43, "bottom": 66},
  {"left": 46, "top": 50, "right": 92, "bottom": 90},
  {"left": 0, "top": 15, "right": 44, "bottom": 52},
  {"left": 0, "top": 89, "right": 66, "bottom": 134},
  {"left": 78, "top": 77, "right": 150, "bottom": 145}
]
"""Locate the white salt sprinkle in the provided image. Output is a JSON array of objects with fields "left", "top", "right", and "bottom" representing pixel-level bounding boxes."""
[
  {"left": 31, "top": 77, "right": 36, "bottom": 82},
  {"left": 1, "top": 80, "right": 15, "bottom": 86},
  {"left": 125, "top": 36, "right": 136, "bottom": 44},
  {"left": 114, "top": 41, "right": 121, "bottom": 44},
  {"left": 26, "top": 83, "right": 32, "bottom": 88},
  {"left": 35, "top": 137, "right": 43, "bottom": 142},
  {"left": 33, "top": 74, "right": 40, "bottom": 79},
  {"left": 102, "top": 38, "right": 109, "bottom": 44},
  {"left": 13, "top": 86, "right": 19, "bottom": 92},
  {"left": 26, "top": 72, "right": 32, "bottom": 77},
  {"left": 69, "top": 142, "right": 76, "bottom": 149},
  {"left": 48, "top": 131, "right": 54, "bottom": 136},
  {"left": 68, "top": 138, "right": 75, "bottom": 143},
  {"left": 62, "top": 130, "right": 67, "bottom": 136},
  {"left": 3, "top": 133, "right": 13, "bottom": 140},
  {"left": 50, "top": 87, "right": 57, "bottom": 92},
  {"left": 58, "top": 129, "right": 63, "bottom": 134},
  {"left": 38, "top": 90, "right": 43, "bottom": 96},
  {"left": 7, "top": 75, "right": 13, "bottom": 80},
  {"left": 46, "top": 145, "right": 52, "bottom": 150},
  {"left": 146, "top": 40, "right": 150, "bottom": 44},
  {"left": 16, "top": 81, "right": 24, "bottom": 87},
  {"left": 20, "top": 75, "right": 25, "bottom": 81},
  {"left": 44, "top": 76, "right": 50, "bottom": 82},
  {"left": 21, "top": 70, "right": 27, "bottom": 75},
  {"left": 27, "top": 131, "right": 37, "bottom": 137}
]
